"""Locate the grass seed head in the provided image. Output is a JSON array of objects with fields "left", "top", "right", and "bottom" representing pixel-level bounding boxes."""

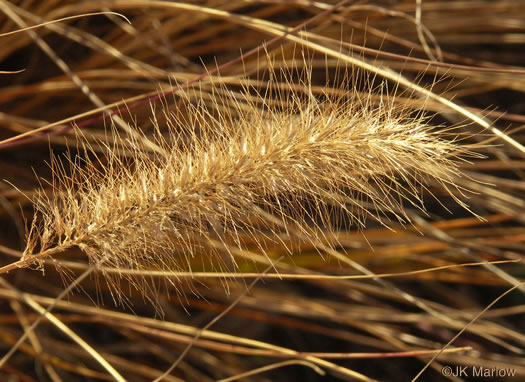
[{"left": 26, "top": 61, "right": 479, "bottom": 303}]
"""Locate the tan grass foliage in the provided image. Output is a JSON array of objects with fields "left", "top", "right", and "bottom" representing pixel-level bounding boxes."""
[{"left": 0, "top": 1, "right": 524, "bottom": 381}]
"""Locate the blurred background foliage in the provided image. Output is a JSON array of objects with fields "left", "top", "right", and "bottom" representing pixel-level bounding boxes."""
[{"left": 0, "top": 1, "right": 524, "bottom": 381}]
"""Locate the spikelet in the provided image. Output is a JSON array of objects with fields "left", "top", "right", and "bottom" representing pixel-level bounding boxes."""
[{"left": 24, "top": 62, "right": 478, "bottom": 301}]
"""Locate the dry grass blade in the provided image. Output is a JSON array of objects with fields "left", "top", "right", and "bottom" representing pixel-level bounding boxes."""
[
  {"left": 0, "top": 1, "right": 524, "bottom": 381},
  {"left": 0, "top": 278, "right": 125, "bottom": 381}
]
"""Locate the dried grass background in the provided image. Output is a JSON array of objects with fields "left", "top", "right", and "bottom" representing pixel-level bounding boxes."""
[{"left": 0, "top": 1, "right": 524, "bottom": 381}]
